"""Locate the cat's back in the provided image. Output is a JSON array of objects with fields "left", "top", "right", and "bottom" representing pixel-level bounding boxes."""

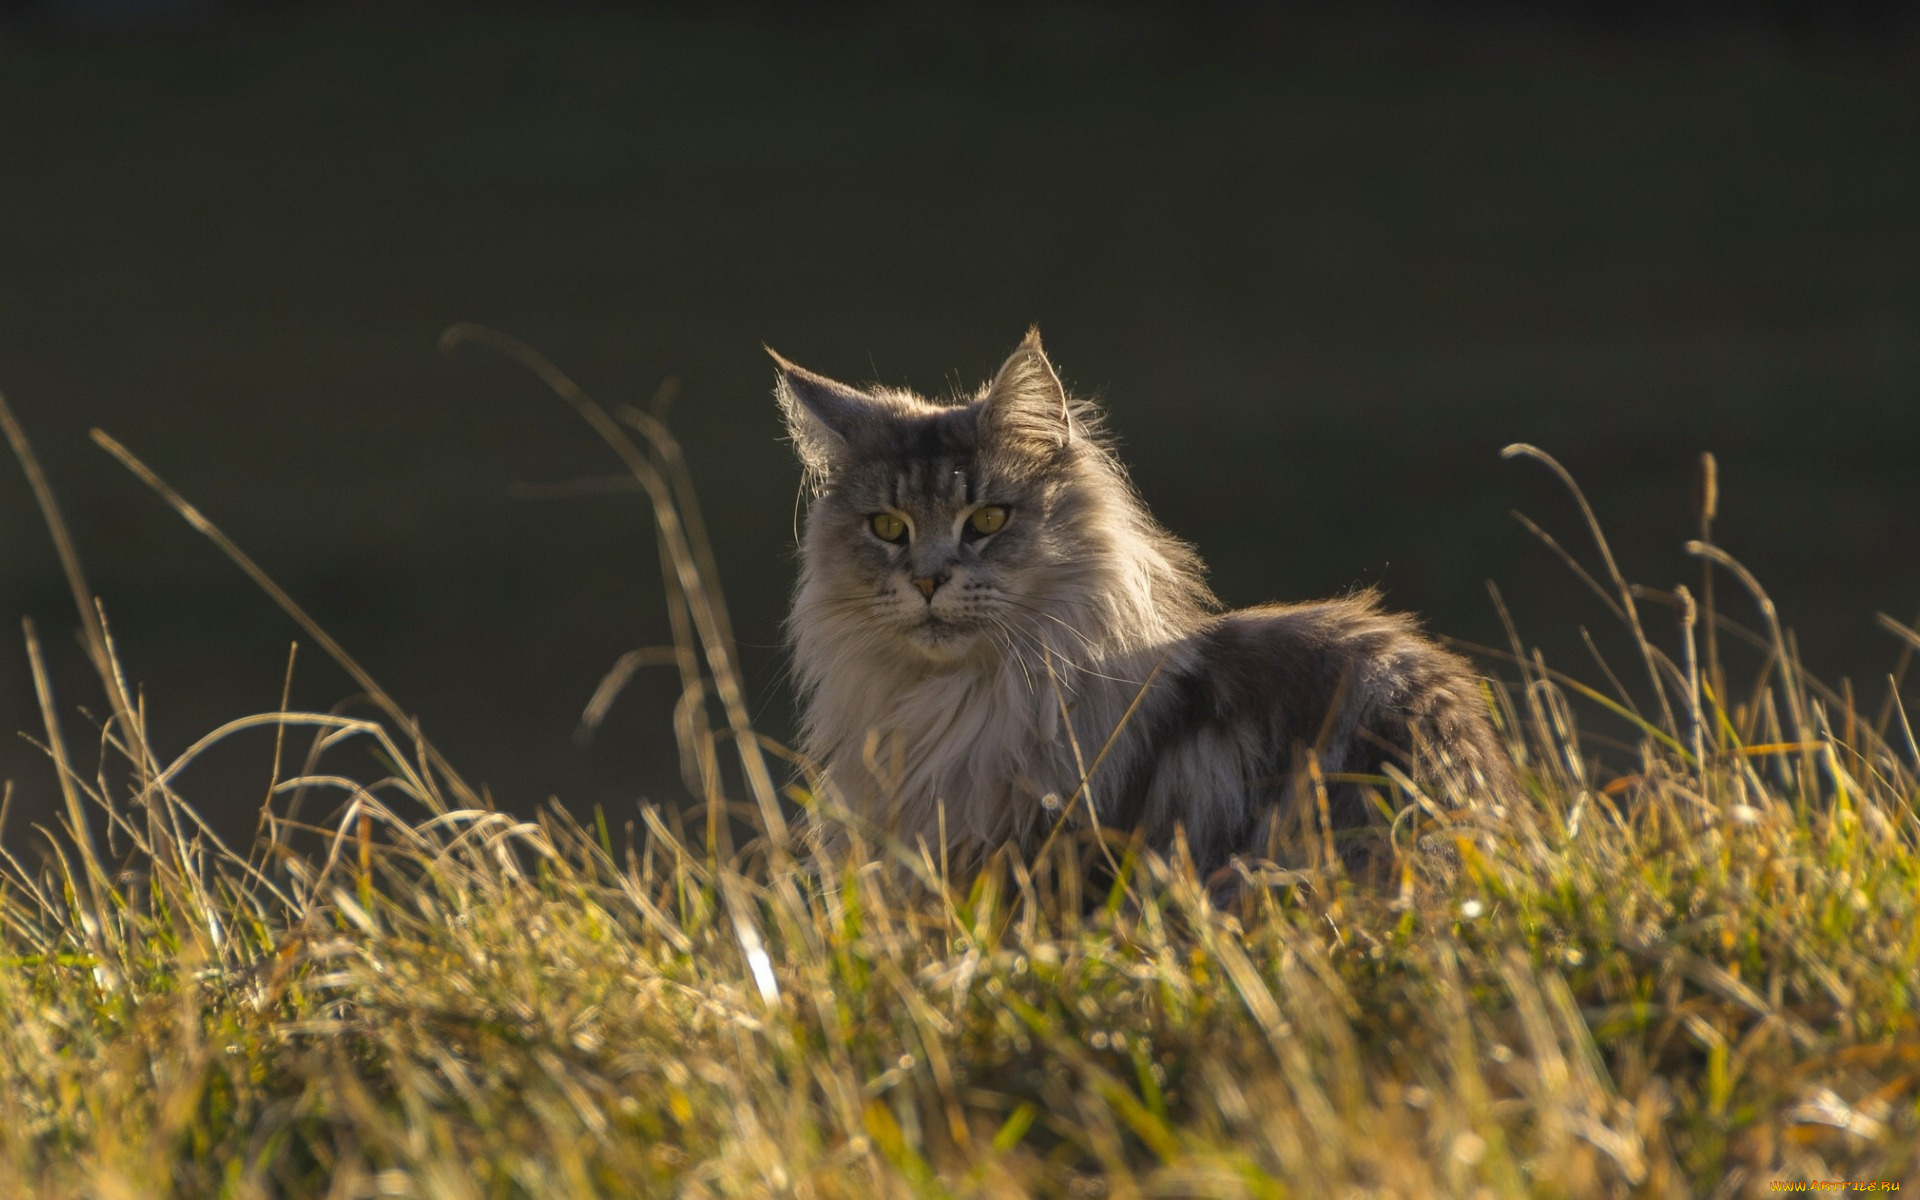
[
  {"left": 1138, "top": 592, "right": 1465, "bottom": 751},
  {"left": 1114, "top": 591, "right": 1513, "bottom": 872}
]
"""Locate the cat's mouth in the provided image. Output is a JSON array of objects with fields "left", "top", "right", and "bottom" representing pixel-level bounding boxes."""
[{"left": 903, "top": 613, "right": 983, "bottom": 656}]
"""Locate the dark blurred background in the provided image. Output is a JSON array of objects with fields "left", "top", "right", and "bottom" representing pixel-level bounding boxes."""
[{"left": 2, "top": 1, "right": 1916, "bottom": 853}]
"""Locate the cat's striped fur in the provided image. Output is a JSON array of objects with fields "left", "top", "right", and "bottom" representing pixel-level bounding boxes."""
[{"left": 775, "top": 330, "right": 1515, "bottom": 879}]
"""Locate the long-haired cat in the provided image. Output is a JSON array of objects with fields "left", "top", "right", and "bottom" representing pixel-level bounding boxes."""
[{"left": 774, "top": 330, "right": 1515, "bottom": 881}]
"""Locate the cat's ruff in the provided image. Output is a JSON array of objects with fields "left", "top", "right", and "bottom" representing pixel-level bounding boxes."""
[{"left": 775, "top": 330, "right": 1515, "bottom": 878}]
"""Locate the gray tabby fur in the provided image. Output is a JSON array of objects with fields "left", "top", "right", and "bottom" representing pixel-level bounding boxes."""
[{"left": 774, "top": 330, "right": 1516, "bottom": 879}]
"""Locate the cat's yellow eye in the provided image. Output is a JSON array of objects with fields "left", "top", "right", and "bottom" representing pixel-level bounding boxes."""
[
  {"left": 869, "top": 513, "right": 908, "bottom": 543},
  {"left": 968, "top": 506, "right": 1010, "bottom": 536}
]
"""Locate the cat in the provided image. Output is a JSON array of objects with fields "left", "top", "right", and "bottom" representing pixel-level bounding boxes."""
[{"left": 773, "top": 329, "right": 1516, "bottom": 882}]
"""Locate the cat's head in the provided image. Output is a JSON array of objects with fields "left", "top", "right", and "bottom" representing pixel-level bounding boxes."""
[{"left": 773, "top": 329, "right": 1115, "bottom": 666}]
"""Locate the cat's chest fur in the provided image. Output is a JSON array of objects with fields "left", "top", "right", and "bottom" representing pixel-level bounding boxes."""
[{"left": 793, "top": 595, "right": 1130, "bottom": 852}]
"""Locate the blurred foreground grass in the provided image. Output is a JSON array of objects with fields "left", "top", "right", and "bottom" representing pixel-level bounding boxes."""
[{"left": 1, "top": 347, "right": 1916, "bottom": 1197}]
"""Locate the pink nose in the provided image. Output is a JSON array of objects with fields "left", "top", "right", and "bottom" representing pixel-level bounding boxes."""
[{"left": 912, "top": 576, "right": 939, "bottom": 599}]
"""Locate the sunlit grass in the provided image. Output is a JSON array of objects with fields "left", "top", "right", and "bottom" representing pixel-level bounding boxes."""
[{"left": 1, "top": 342, "right": 1915, "bottom": 1198}]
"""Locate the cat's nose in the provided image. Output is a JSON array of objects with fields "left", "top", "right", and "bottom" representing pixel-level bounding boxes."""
[{"left": 912, "top": 572, "right": 948, "bottom": 600}]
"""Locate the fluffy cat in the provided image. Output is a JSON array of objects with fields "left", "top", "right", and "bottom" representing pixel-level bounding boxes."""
[{"left": 774, "top": 330, "right": 1515, "bottom": 880}]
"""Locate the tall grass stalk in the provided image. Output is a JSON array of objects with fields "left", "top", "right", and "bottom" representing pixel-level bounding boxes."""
[{"left": 0, "top": 360, "right": 1914, "bottom": 1197}]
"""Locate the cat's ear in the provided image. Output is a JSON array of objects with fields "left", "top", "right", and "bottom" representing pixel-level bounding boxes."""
[
  {"left": 981, "top": 327, "right": 1071, "bottom": 450},
  {"left": 769, "top": 349, "right": 880, "bottom": 486}
]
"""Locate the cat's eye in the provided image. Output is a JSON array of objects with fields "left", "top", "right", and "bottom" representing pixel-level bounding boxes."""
[
  {"left": 869, "top": 513, "right": 908, "bottom": 543},
  {"left": 967, "top": 506, "right": 1010, "bottom": 536}
]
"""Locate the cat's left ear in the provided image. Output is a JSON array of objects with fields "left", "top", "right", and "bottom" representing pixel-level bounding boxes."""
[{"left": 981, "top": 327, "right": 1071, "bottom": 450}]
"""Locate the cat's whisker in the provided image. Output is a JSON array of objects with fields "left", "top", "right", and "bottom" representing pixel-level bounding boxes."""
[
  {"left": 984, "top": 623, "right": 1039, "bottom": 694},
  {"left": 986, "top": 618, "right": 1067, "bottom": 688},
  {"left": 985, "top": 612, "right": 1154, "bottom": 691},
  {"left": 987, "top": 595, "right": 1105, "bottom": 659}
]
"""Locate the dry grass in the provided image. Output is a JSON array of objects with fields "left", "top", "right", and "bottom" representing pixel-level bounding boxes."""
[{"left": 1, "top": 339, "right": 1915, "bottom": 1198}]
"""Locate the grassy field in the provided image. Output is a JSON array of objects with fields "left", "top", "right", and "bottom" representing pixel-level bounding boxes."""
[{"left": 2, "top": 352, "right": 1917, "bottom": 1198}]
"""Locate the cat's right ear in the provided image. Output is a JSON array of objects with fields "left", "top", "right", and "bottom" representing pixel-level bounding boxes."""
[{"left": 769, "top": 349, "right": 875, "bottom": 488}]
